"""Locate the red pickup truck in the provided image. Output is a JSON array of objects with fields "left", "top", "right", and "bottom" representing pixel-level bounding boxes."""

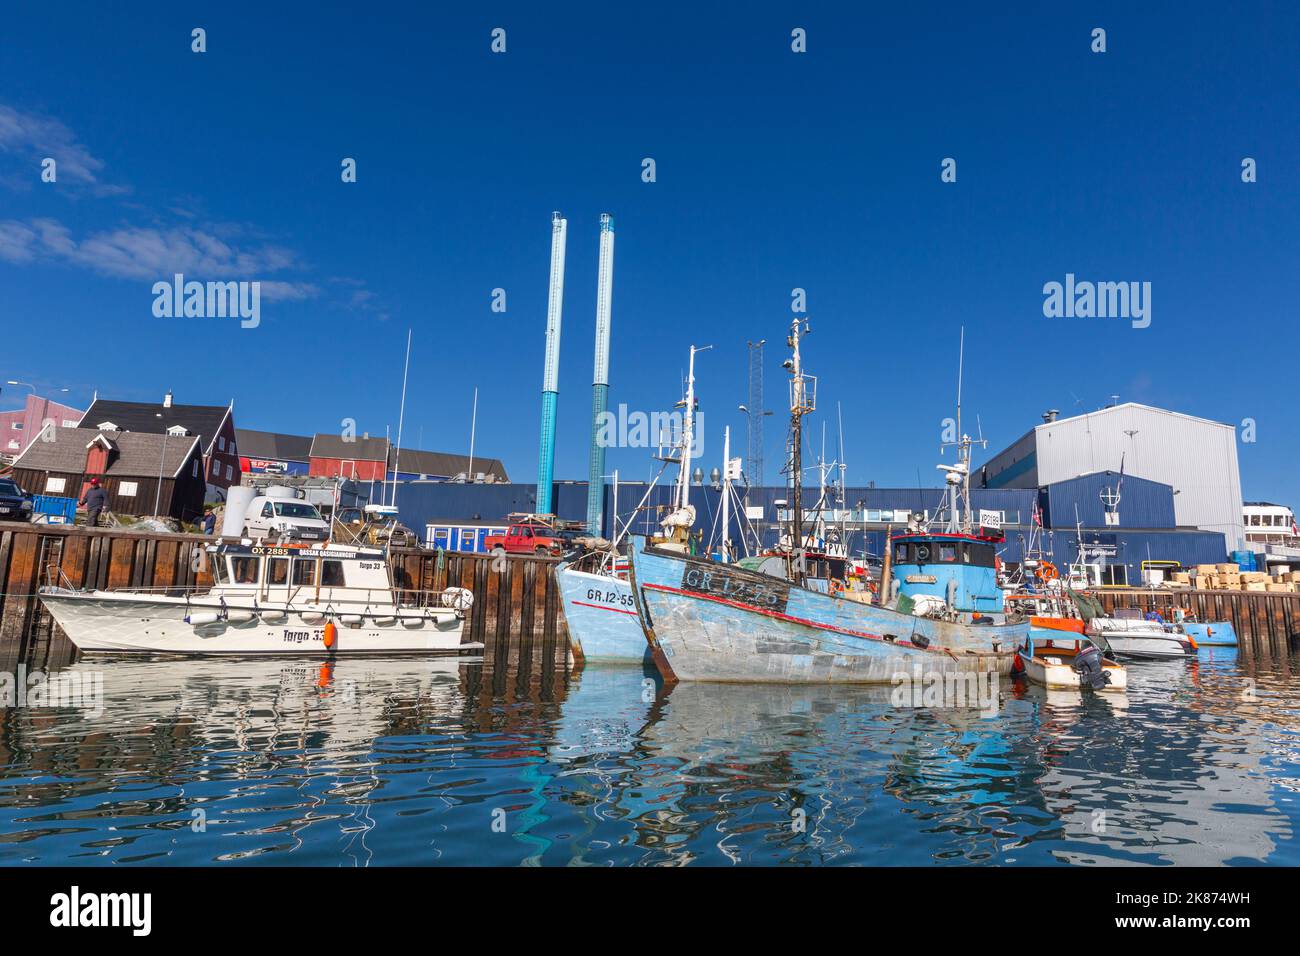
[{"left": 483, "top": 521, "right": 570, "bottom": 556}]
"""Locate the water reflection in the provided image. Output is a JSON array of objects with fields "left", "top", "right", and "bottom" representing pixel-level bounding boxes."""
[{"left": 0, "top": 646, "right": 1296, "bottom": 866}]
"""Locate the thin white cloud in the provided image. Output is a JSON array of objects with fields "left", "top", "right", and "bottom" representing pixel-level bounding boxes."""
[
  {"left": 0, "top": 102, "right": 380, "bottom": 312},
  {"left": 0, "top": 104, "right": 126, "bottom": 194},
  {"left": 0, "top": 217, "right": 319, "bottom": 300}
]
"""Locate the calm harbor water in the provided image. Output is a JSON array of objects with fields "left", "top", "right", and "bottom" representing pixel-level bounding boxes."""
[{"left": 1, "top": 646, "right": 1297, "bottom": 866}]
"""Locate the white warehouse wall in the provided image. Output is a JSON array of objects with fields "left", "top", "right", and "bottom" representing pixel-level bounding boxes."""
[{"left": 1033, "top": 403, "right": 1244, "bottom": 549}]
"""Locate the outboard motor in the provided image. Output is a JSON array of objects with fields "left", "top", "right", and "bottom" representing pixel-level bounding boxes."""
[{"left": 1072, "top": 643, "right": 1111, "bottom": 690}]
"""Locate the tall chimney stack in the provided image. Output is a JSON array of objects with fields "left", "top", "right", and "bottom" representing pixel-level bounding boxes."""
[
  {"left": 586, "top": 214, "right": 615, "bottom": 534},
  {"left": 535, "top": 212, "right": 567, "bottom": 517}
]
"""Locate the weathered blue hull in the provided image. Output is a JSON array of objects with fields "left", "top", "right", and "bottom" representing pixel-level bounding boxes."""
[
  {"left": 1179, "top": 621, "right": 1238, "bottom": 646},
  {"left": 629, "top": 537, "right": 1024, "bottom": 684},
  {"left": 556, "top": 563, "right": 650, "bottom": 664}
]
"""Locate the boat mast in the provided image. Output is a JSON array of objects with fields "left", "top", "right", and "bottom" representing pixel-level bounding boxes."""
[
  {"left": 786, "top": 315, "right": 813, "bottom": 584},
  {"left": 940, "top": 327, "right": 983, "bottom": 535},
  {"left": 720, "top": 425, "right": 731, "bottom": 563},
  {"left": 390, "top": 328, "right": 413, "bottom": 507},
  {"left": 674, "top": 344, "right": 709, "bottom": 513}
]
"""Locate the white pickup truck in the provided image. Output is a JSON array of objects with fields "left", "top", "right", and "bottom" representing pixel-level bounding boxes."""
[{"left": 242, "top": 495, "right": 331, "bottom": 542}]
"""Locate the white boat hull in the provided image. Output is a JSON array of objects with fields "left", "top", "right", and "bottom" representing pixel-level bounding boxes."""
[
  {"left": 1103, "top": 633, "right": 1193, "bottom": 661},
  {"left": 1020, "top": 651, "right": 1127, "bottom": 692},
  {"left": 555, "top": 564, "right": 649, "bottom": 663},
  {"left": 40, "top": 590, "right": 469, "bottom": 655}
]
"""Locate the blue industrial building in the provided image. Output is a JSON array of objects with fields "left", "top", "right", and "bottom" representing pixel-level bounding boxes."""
[{"left": 396, "top": 468, "right": 1229, "bottom": 585}]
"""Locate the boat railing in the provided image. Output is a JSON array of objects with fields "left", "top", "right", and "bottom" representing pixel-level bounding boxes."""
[{"left": 82, "top": 581, "right": 465, "bottom": 610}]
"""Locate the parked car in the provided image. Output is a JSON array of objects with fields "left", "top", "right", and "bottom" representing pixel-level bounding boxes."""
[
  {"left": 242, "top": 495, "right": 330, "bottom": 541},
  {"left": 484, "top": 521, "right": 570, "bottom": 556},
  {"left": 0, "top": 477, "right": 33, "bottom": 522}
]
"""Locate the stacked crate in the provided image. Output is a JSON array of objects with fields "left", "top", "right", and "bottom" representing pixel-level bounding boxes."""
[
  {"left": 1266, "top": 568, "right": 1299, "bottom": 593},
  {"left": 1183, "top": 564, "right": 1298, "bottom": 591}
]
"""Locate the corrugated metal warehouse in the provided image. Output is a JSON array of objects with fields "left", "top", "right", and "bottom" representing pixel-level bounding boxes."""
[
  {"left": 978, "top": 402, "right": 1244, "bottom": 551},
  {"left": 395, "top": 472, "right": 1230, "bottom": 586}
]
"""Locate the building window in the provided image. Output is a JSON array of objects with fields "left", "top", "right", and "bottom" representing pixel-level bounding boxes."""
[
  {"left": 10, "top": 422, "right": 22, "bottom": 430},
  {"left": 6, "top": 440, "right": 16, "bottom": 450},
  {"left": 192, "top": 460, "right": 199, "bottom": 478},
  {"left": 225, "top": 464, "right": 233, "bottom": 481},
  {"left": 62, "top": 419, "right": 77, "bottom": 427},
  {"left": 46, "top": 477, "right": 66, "bottom": 493},
  {"left": 218, "top": 436, "right": 226, "bottom": 452},
  {"left": 119, "top": 481, "right": 138, "bottom": 497}
]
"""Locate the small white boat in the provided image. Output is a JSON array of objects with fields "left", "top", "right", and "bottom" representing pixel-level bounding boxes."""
[
  {"left": 1016, "top": 629, "right": 1127, "bottom": 692},
  {"left": 1085, "top": 615, "right": 1195, "bottom": 661},
  {"left": 39, "top": 540, "right": 479, "bottom": 656}
]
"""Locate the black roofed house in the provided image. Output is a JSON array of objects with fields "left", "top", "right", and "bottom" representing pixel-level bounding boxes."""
[
  {"left": 78, "top": 390, "right": 239, "bottom": 499},
  {"left": 235, "top": 428, "right": 313, "bottom": 476},
  {"left": 10, "top": 424, "right": 206, "bottom": 521}
]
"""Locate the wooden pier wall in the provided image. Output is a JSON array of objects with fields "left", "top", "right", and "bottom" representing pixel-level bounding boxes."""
[
  {"left": 1092, "top": 587, "right": 1300, "bottom": 659},
  {"left": 2, "top": 525, "right": 1295, "bottom": 669},
  {"left": 0, "top": 525, "right": 569, "bottom": 669}
]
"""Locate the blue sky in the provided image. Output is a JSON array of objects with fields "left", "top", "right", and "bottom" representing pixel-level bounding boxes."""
[{"left": 2, "top": 3, "right": 1297, "bottom": 502}]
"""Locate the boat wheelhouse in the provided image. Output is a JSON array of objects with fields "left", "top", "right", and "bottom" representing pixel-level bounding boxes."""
[{"left": 888, "top": 529, "right": 1006, "bottom": 616}]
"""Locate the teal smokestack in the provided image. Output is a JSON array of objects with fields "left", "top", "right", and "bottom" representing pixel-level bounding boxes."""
[
  {"left": 586, "top": 214, "right": 615, "bottom": 534},
  {"left": 536, "top": 212, "right": 567, "bottom": 516}
]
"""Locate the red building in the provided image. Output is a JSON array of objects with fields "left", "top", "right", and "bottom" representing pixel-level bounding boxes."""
[{"left": 308, "top": 433, "right": 390, "bottom": 481}]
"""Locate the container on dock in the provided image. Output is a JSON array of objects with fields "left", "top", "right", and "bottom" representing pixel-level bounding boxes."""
[{"left": 31, "top": 495, "right": 77, "bottom": 524}]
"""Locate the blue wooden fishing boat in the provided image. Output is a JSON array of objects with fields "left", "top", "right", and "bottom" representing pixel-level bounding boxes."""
[
  {"left": 627, "top": 319, "right": 1027, "bottom": 684},
  {"left": 629, "top": 536, "right": 1025, "bottom": 683}
]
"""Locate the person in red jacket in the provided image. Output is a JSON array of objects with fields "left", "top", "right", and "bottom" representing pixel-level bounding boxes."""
[{"left": 79, "top": 477, "right": 108, "bottom": 527}]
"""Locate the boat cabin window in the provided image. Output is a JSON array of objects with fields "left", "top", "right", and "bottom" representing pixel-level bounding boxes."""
[
  {"left": 321, "top": 560, "right": 346, "bottom": 587},
  {"left": 894, "top": 539, "right": 996, "bottom": 567},
  {"left": 292, "top": 558, "right": 316, "bottom": 586},
  {"left": 211, "top": 556, "right": 228, "bottom": 585},
  {"left": 267, "top": 557, "right": 289, "bottom": 585},
  {"left": 230, "top": 556, "right": 259, "bottom": 584}
]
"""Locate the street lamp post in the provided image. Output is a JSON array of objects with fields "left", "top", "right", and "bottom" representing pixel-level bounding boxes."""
[{"left": 154, "top": 413, "right": 168, "bottom": 518}]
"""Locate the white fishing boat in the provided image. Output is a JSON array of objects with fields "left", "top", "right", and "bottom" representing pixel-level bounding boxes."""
[
  {"left": 39, "top": 540, "right": 478, "bottom": 655},
  {"left": 1085, "top": 612, "right": 1195, "bottom": 661}
]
